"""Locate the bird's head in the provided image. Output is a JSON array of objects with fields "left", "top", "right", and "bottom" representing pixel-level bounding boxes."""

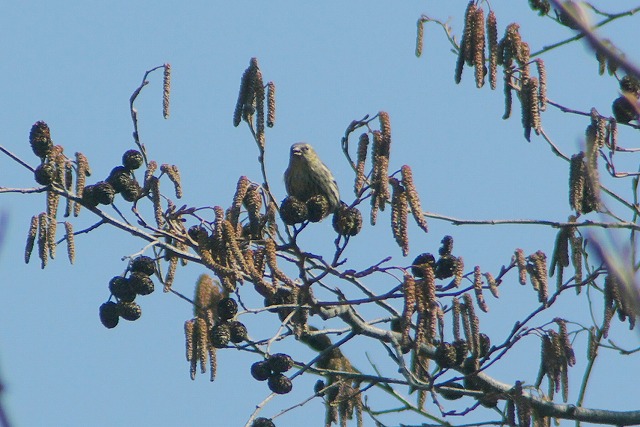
[{"left": 290, "top": 142, "right": 314, "bottom": 161}]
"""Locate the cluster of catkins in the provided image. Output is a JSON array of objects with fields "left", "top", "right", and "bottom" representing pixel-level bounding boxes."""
[{"left": 99, "top": 256, "right": 156, "bottom": 328}]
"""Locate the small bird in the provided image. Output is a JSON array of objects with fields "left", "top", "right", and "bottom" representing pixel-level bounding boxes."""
[{"left": 284, "top": 143, "right": 340, "bottom": 215}]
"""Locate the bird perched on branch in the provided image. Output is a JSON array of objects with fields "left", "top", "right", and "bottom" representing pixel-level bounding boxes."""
[{"left": 284, "top": 143, "right": 340, "bottom": 218}]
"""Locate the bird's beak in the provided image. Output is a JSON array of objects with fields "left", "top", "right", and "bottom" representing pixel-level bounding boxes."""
[{"left": 292, "top": 147, "right": 302, "bottom": 156}]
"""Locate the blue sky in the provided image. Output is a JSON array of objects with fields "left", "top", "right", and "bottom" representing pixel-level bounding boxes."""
[{"left": 1, "top": 2, "right": 639, "bottom": 426}]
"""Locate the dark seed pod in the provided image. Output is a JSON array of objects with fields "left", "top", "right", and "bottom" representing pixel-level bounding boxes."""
[
  {"left": 314, "top": 379, "right": 325, "bottom": 395},
  {"left": 478, "top": 333, "right": 491, "bottom": 358},
  {"left": 411, "top": 253, "right": 436, "bottom": 278},
  {"left": 99, "top": 301, "right": 119, "bottom": 329},
  {"left": 93, "top": 181, "right": 116, "bottom": 205},
  {"left": 228, "top": 320, "right": 248, "bottom": 343},
  {"left": 435, "top": 255, "right": 458, "bottom": 279},
  {"left": 109, "top": 276, "right": 136, "bottom": 302},
  {"left": 251, "top": 360, "right": 272, "bottom": 381},
  {"left": 210, "top": 323, "right": 231, "bottom": 348},
  {"left": 439, "top": 382, "right": 465, "bottom": 400},
  {"left": 264, "top": 288, "right": 294, "bottom": 313},
  {"left": 306, "top": 195, "right": 330, "bottom": 222},
  {"left": 218, "top": 297, "right": 238, "bottom": 320},
  {"left": 612, "top": 96, "right": 639, "bottom": 124},
  {"left": 332, "top": 203, "right": 363, "bottom": 236},
  {"left": 81, "top": 185, "right": 100, "bottom": 208},
  {"left": 106, "top": 166, "right": 131, "bottom": 193},
  {"left": 280, "top": 196, "right": 308, "bottom": 225},
  {"left": 122, "top": 149, "right": 144, "bottom": 171},
  {"left": 268, "top": 374, "right": 293, "bottom": 394},
  {"left": 435, "top": 342, "right": 458, "bottom": 369},
  {"left": 620, "top": 75, "right": 640, "bottom": 96},
  {"left": 439, "top": 235, "right": 454, "bottom": 256},
  {"left": 131, "top": 255, "right": 156, "bottom": 276},
  {"left": 268, "top": 353, "right": 294, "bottom": 373},
  {"left": 120, "top": 179, "right": 141, "bottom": 202},
  {"left": 34, "top": 163, "right": 56, "bottom": 186},
  {"left": 251, "top": 417, "right": 276, "bottom": 427},
  {"left": 118, "top": 301, "right": 142, "bottom": 321},
  {"left": 29, "top": 121, "right": 53, "bottom": 159},
  {"left": 188, "top": 225, "right": 209, "bottom": 242},
  {"left": 129, "top": 271, "right": 155, "bottom": 295}
]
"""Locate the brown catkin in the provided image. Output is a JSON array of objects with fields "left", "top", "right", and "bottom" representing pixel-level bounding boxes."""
[
  {"left": 587, "top": 326, "right": 598, "bottom": 361},
  {"left": 520, "top": 77, "right": 538, "bottom": 141},
  {"left": 74, "top": 152, "right": 89, "bottom": 216},
  {"left": 487, "top": 11, "right": 498, "bottom": 90},
  {"left": 149, "top": 177, "right": 164, "bottom": 228},
  {"left": 473, "top": 266, "right": 489, "bottom": 312},
  {"left": 222, "top": 218, "right": 247, "bottom": 272},
  {"left": 591, "top": 108, "right": 607, "bottom": 149},
  {"left": 515, "top": 382, "right": 532, "bottom": 427},
  {"left": 163, "top": 63, "right": 171, "bottom": 119},
  {"left": 502, "top": 23, "right": 522, "bottom": 67},
  {"left": 529, "top": 251, "right": 548, "bottom": 304},
  {"left": 503, "top": 69, "right": 513, "bottom": 119},
  {"left": 453, "top": 256, "right": 464, "bottom": 287},
  {"left": 160, "top": 164, "right": 183, "bottom": 199},
  {"left": 243, "top": 184, "right": 263, "bottom": 237},
  {"left": 555, "top": 318, "right": 576, "bottom": 366},
  {"left": 603, "top": 275, "right": 615, "bottom": 338},
  {"left": 144, "top": 160, "right": 158, "bottom": 189},
  {"left": 472, "top": 7, "right": 486, "bottom": 88},
  {"left": 228, "top": 176, "right": 251, "bottom": 228},
  {"left": 25, "top": 215, "right": 39, "bottom": 264},
  {"left": 462, "top": 1, "right": 477, "bottom": 67},
  {"left": 515, "top": 248, "right": 527, "bottom": 285},
  {"left": 550, "top": 227, "right": 570, "bottom": 281},
  {"left": 548, "top": 330, "right": 563, "bottom": 395},
  {"left": 460, "top": 299, "right": 474, "bottom": 352},
  {"left": 37, "top": 212, "right": 49, "bottom": 269},
  {"left": 46, "top": 190, "right": 59, "bottom": 221},
  {"left": 463, "top": 293, "right": 480, "bottom": 356},
  {"left": 370, "top": 131, "right": 383, "bottom": 224},
  {"left": 265, "top": 200, "right": 278, "bottom": 237},
  {"left": 608, "top": 117, "right": 617, "bottom": 152},
  {"left": 266, "top": 81, "right": 276, "bottom": 128},
  {"left": 193, "top": 274, "right": 214, "bottom": 319},
  {"left": 569, "top": 231, "right": 583, "bottom": 291},
  {"left": 208, "top": 344, "right": 217, "bottom": 381},
  {"left": 47, "top": 214, "right": 57, "bottom": 260},
  {"left": 377, "top": 112, "right": 392, "bottom": 207},
  {"left": 63, "top": 162, "right": 73, "bottom": 217},
  {"left": 390, "top": 178, "right": 409, "bottom": 256},
  {"left": 64, "top": 221, "right": 75, "bottom": 264},
  {"left": 233, "top": 58, "right": 258, "bottom": 127},
  {"left": 185, "top": 319, "right": 195, "bottom": 362},
  {"left": 165, "top": 256, "right": 178, "bottom": 292},
  {"left": 452, "top": 296, "right": 461, "bottom": 341},
  {"left": 265, "top": 238, "right": 295, "bottom": 287},
  {"left": 528, "top": 77, "right": 541, "bottom": 137},
  {"left": 254, "top": 66, "right": 266, "bottom": 149},
  {"left": 401, "top": 274, "right": 417, "bottom": 345},
  {"left": 416, "top": 18, "right": 424, "bottom": 58},
  {"left": 195, "top": 317, "right": 209, "bottom": 374},
  {"left": 355, "top": 133, "right": 369, "bottom": 195},
  {"left": 485, "top": 272, "right": 499, "bottom": 298},
  {"left": 401, "top": 165, "right": 428, "bottom": 233},
  {"left": 569, "top": 153, "right": 585, "bottom": 213},
  {"left": 536, "top": 59, "right": 547, "bottom": 111}
]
